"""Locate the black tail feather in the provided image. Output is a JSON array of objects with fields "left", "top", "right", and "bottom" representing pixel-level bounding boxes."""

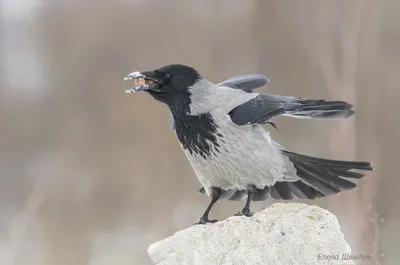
[
  {"left": 282, "top": 150, "right": 373, "bottom": 170},
  {"left": 280, "top": 150, "right": 372, "bottom": 198},
  {"left": 292, "top": 158, "right": 356, "bottom": 191},
  {"left": 273, "top": 182, "right": 294, "bottom": 200},
  {"left": 328, "top": 168, "right": 364, "bottom": 179},
  {"left": 290, "top": 182, "right": 317, "bottom": 199}
]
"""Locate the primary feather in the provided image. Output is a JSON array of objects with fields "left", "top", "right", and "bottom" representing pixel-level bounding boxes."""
[{"left": 229, "top": 94, "right": 354, "bottom": 126}]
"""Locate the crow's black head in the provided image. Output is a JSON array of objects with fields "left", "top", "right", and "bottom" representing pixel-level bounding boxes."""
[{"left": 124, "top": 64, "right": 201, "bottom": 105}]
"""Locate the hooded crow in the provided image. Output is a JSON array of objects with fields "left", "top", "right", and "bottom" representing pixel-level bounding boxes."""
[{"left": 124, "top": 64, "right": 373, "bottom": 225}]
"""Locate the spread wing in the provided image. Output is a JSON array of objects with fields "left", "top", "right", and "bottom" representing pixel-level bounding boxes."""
[
  {"left": 169, "top": 74, "right": 269, "bottom": 128},
  {"left": 229, "top": 94, "right": 354, "bottom": 126},
  {"left": 228, "top": 94, "right": 297, "bottom": 125},
  {"left": 217, "top": 74, "right": 269, "bottom": 93}
]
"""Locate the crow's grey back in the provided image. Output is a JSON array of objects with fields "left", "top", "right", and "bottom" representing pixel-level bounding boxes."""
[{"left": 169, "top": 74, "right": 269, "bottom": 128}]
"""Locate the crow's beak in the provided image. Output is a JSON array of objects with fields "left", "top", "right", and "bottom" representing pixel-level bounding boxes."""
[{"left": 124, "top": 71, "right": 160, "bottom": 93}]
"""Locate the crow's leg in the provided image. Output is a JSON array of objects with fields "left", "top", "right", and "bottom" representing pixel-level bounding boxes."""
[
  {"left": 234, "top": 185, "right": 256, "bottom": 217},
  {"left": 194, "top": 187, "right": 221, "bottom": 225}
]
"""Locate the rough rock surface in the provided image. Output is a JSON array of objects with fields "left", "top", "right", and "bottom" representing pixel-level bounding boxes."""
[{"left": 147, "top": 203, "right": 355, "bottom": 265}]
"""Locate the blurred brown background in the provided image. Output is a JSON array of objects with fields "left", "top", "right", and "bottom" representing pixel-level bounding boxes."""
[{"left": 0, "top": 0, "right": 399, "bottom": 264}]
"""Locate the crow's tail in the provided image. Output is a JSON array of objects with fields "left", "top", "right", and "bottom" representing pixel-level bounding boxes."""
[{"left": 274, "top": 150, "right": 373, "bottom": 199}]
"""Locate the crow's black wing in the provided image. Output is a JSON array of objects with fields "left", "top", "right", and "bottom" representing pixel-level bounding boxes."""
[
  {"left": 217, "top": 74, "right": 269, "bottom": 93},
  {"left": 229, "top": 94, "right": 354, "bottom": 126},
  {"left": 229, "top": 94, "right": 298, "bottom": 125}
]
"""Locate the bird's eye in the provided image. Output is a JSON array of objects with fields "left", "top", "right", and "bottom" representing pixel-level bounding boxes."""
[{"left": 164, "top": 73, "right": 171, "bottom": 79}]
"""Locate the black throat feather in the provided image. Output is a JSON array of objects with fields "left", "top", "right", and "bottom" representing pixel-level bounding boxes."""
[{"left": 169, "top": 93, "right": 221, "bottom": 159}]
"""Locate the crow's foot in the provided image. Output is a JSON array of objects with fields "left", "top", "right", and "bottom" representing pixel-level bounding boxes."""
[{"left": 194, "top": 216, "right": 218, "bottom": 225}]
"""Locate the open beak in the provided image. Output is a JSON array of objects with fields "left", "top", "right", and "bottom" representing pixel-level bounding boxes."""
[{"left": 124, "top": 71, "right": 160, "bottom": 93}]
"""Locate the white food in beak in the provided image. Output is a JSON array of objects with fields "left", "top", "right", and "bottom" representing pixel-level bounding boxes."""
[
  {"left": 124, "top": 71, "right": 143, "bottom": 81},
  {"left": 124, "top": 74, "right": 154, "bottom": 93}
]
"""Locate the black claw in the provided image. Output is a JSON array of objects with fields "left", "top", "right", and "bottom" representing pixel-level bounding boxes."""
[
  {"left": 234, "top": 210, "right": 253, "bottom": 217},
  {"left": 242, "top": 210, "right": 253, "bottom": 217},
  {"left": 194, "top": 216, "right": 218, "bottom": 225}
]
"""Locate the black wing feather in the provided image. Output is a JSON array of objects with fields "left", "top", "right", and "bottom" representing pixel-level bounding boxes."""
[
  {"left": 229, "top": 94, "right": 354, "bottom": 126},
  {"left": 217, "top": 74, "right": 269, "bottom": 92},
  {"left": 229, "top": 94, "right": 296, "bottom": 125}
]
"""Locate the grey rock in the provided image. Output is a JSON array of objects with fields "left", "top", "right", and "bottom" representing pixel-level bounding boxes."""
[{"left": 148, "top": 203, "right": 354, "bottom": 265}]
